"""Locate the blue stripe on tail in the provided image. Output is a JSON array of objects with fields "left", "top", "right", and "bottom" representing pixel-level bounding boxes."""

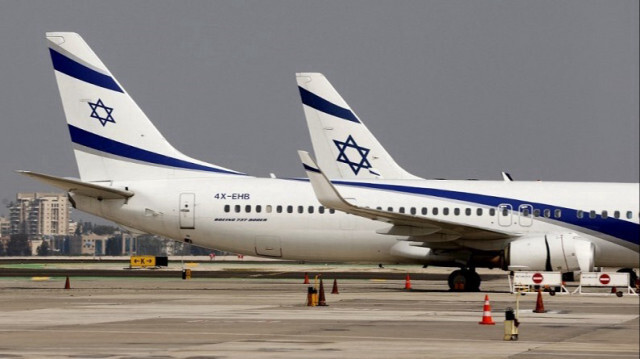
[
  {"left": 68, "top": 125, "right": 243, "bottom": 175},
  {"left": 298, "top": 86, "right": 360, "bottom": 123},
  {"left": 49, "top": 48, "right": 123, "bottom": 93}
]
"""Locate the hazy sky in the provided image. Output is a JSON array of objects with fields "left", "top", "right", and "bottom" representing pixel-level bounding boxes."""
[{"left": 0, "top": 1, "right": 638, "bottom": 222}]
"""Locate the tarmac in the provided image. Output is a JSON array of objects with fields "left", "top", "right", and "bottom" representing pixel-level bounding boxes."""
[{"left": 0, "top": 261, "right": 638, "bottom": 359}]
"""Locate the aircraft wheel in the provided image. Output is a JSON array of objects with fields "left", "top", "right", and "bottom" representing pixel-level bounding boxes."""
[
  {"left": 466, "top": 270, "right": 481, "bottom": 292},
  {"left": 448, "top": 270, "right": 464, "bottom": 291},
  {"left": 448, "top": 269, "right": 481, "bottom": 292}
]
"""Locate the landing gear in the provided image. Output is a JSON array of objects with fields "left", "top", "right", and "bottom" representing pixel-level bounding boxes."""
[{"left": 448, "top": 268, "right": 481, "bottom": 292}]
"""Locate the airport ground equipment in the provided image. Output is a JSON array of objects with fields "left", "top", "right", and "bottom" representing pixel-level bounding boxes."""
[
  {"left": 503, "top": 307, "right": 519, "bottom": 341},
  {"left": 509, "top": 271, "right": 569, "bottom": 294},
  {"left": 573, "top": 272, "right": 637, "bottom": 296}
]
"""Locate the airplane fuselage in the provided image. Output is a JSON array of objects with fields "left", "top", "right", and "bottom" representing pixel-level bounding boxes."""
[{"left": 71, "top": 177, "right": 639, "bottom": 268}]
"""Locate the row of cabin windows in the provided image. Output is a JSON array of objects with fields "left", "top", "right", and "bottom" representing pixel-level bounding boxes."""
[
  {"left": 223, "top": 204, "right": 634, "bottom": 220},
  {"left": 576, "top": 210, "right": 633, "bottom": 220},
  {"left": 224, "top": 204, "right": 336, "bottom": 214}
]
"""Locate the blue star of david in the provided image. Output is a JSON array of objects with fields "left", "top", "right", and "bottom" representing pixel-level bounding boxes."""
[
  {"left": 88, "top": 98, "right": 115, "bottom": 127},
  {"left": 333, "top": 135, "right": 372, "bottom": 175}
]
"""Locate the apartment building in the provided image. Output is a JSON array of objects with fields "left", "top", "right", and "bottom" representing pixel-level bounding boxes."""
[{"left": 8, "top": 193, "right": 72, "bottom": 238}]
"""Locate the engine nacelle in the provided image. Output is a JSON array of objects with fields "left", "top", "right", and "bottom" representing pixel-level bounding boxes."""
[{"left": 505, "top": 233, "right": 595, "bottom": 272}]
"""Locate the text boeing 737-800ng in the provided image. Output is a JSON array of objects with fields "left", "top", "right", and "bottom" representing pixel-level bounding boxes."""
[{"left": 20, "top": 32, "right": 638, "bottom": 291}]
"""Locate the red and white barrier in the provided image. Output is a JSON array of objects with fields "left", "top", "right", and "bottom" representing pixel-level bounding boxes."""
[
  {"left": 509, "top": 271, "right": 569, "bottom": 294},
  {"left": 573, "top": 272, "right": 637, "bottom": 296}
]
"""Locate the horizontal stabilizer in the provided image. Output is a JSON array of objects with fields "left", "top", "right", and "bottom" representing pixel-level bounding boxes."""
[{"left": 17, "top": 170, "right": 134, "bottom": 200}]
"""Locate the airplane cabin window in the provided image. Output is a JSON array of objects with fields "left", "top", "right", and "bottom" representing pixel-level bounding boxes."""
[
  {"left": 276, "top": 205, "right": 282, "bottom": 213},
  {"left": 319, "top": 206, "right": 325, "bottom": 214},
  {"left": 298, "top": 206, "right": 304, "bottom": 214},
  {"left": 521, "top": 208, "right": 530, "bottom": 217},
  {"left": 614, "top": 210, "right": 620, "bottom": 219},
  {"left": 554, "top": 209, "right": 561, "bottom": 218},
  {"left": 543, "top": 209, "right": 550, "bottom": 218},
  {"left": 502, "top": 208, "right": 509, "bottom": 216},
  {"left": 577, "top": 210, "right": 583, "bottom": 219},
  {"left": 626, "top": 211, "right": 632, "bottom": 219},
  {"left": 454, "top": 208, "right": 460, "bottom": 216},
  {"left": 465, "top": 208, "right": 471, "bottom": 216},
  {"left": 376, "top": 206, "right": 382, "bottom": 210},
  {"left": 308, "top": 206, "right": 314, "bottom": 214},
  {"left": 601, "top": 210, "right": 608, "bottom": 219},
  {"left": 477, "top": 208, "right": 483, "bottom": 216},
  {"left": 266, "top": 205, "right": 272, "bottom": 213},
  {"left": 255, "top": 205, "right": 262, "bottom": 213},
  {"left": 422, "top": 207, "right": 428, "bottom": 215},
  {"left": 287, "top": 205, "right": 293, "bottom": 213},
  {"left": 489, "top": 208, "right": 496, "bottom": 216},
  {"left": 234, "top": 205, "right": 241, "bottom": 213},
  {"left": 533, "top": 209, "right": 540, "bottom": 217},
  {"left": 224, "top": 205, "right": 230, "bottom": 213},
  {"left": 443, "top": 208, "right": 449, "bottom": 215},
  {"left": 399, "top": 207, "right": 405, "bottom": 214},
  {"left": 329, "top": 208, "right": 335, "bottom": 214},
  {"left": 245, "top": 205, "right": 251, "bottom": 213},
  {"left": 432, "top": 207, "right": 439, "bottom": 215},
  {"left": 387, "top": 207, "right": 393, "bottom": 212},
  {"left": 410, "top": 207, "right": 416, "bottom": 215},
  {"left": 589, "top": 210, "right": 596, "bottom": 219}
]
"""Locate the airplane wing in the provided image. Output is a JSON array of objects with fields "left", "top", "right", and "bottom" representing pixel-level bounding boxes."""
[
  {"left": 298, "top": 151, "right": 517, "bottom": 241},
  {"left": 17, "top": 170, "right": 134, "bottom": 200}
]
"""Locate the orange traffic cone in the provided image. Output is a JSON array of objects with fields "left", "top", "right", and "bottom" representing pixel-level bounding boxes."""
[
  {"left": 404, "top": 274, "right": 412, "bottom": 290},
  {"left": 318, "top": 279, "right": 328, "bottom": 306},
  {"left": 303, "top": 272, "right": 310, "bottom": 284},
  {"left": 64, "top": 276, "right": 71, "bottom": 290},
  {"left": 331, "top": 279, "right": 340, "bottom": 294},
  {"left": 533, "top": 289, "right": 546, "bottom": 313},
  {"left": 478, "top": 295, "right": 495, "bottom": 325}
]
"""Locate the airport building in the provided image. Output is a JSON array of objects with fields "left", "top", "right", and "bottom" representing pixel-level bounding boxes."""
[
  {"left": 0, "top": 216, "right": 9, "bottom": 238},
  {"left": 7, "top": 192, "right": 72, "bottom": 238}
]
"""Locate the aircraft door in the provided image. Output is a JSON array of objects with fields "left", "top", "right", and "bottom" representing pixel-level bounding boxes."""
[
  {"left": 497, "top": 203, "right": 513, "bottom": 227},
  {"left": 179, "top": 193, "right": 195, "bottom": 229},
  {"left": 518, "top": 204, "right": 533, "bottom": 227}
]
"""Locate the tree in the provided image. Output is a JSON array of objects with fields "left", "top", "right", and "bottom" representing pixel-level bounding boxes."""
[
  {"left": 105, "top": 234, "right": 123, "bottom": 256},
  {"left": 136, "top": 235, "right": 167, "bottom": 256},
  {"left": 7, "top": 234, "right": 31, "bottom": 256},
  {"left": 93, "top": 225, "right": 117, "bottom": 236},
  {"left": 37, "top": 240, "right": 50, "bottom": 256}
]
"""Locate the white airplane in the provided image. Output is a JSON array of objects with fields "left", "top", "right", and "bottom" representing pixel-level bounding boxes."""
[{"left": 21, "top": 32, "right": 638, "bottom": 291}]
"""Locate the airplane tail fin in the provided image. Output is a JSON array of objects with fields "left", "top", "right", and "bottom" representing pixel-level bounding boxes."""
[
  {"left": 46, "top": 32, "right": 244, "bottom": 182},
  {"left": 296, "top": 73, "right": 420, "bottom": 180}
]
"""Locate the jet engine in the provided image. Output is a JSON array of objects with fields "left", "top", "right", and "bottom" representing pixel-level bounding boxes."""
[{"left": 505, "top": 233, "right": 594, "bottom": 272}]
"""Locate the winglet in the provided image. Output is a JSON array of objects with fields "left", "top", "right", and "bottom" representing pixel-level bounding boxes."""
[
  {"left": 297, "top": 151, "right": 352, "bottom": 212},
  {"left": 501, "top": 172, "right": 514, "bottom": 182},
  {"left": 297, "top": 151, "right": 514, "bottom": 240}
]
